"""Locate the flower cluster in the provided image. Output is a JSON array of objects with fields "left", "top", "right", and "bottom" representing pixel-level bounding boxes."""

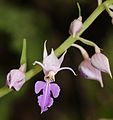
[
  {"left": 72, "top": 44, "right": 112, "bottom": 88},
  {"left": 69, "top": 16, "right": 112, "bottom": 88},
  {"left": 5, "top": 3, "right": 112, "bottom": 114}
]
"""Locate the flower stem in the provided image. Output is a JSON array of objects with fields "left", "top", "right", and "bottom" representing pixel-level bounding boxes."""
[
  {"left": 78, "top": 0, "right": 113, "bottom": 36},
  {"left": 20, "top": 39, "right": 27, "bottom": 65},
  {"left": 77, "top": 37, "right": 101, "bottom": 53},
  {"left": 0, "top": 0, "right": 113, "bottom": 98}
]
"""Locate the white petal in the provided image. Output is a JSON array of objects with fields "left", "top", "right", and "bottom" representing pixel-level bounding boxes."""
[
  {"left": 33, "top": 61, "right": 46, "bottom": 70},
  {"left": 79, "top": 59, "right": 103, "bottom": 87},
  {"left": 57, "top": 67, "right": 76, "bottom": 76},
  {"left": 72, "top": 44, "right": 89, "bottom": 59},
  {"left": 43, "top": 40, "right": 48, "bottom": 59},
  {"left": 91, "top": 53, "right": 112, "bottom": 78},
  {"left": 51, "top": 48, "right": 54, "bottom": 55},
  {"left": 58, "top": 51, "right": 67, "bottom": 67}
]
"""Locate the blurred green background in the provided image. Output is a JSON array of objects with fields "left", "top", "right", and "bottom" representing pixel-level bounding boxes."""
[{"left": 0, "top": 0, "right": 113, "bottom": 120}]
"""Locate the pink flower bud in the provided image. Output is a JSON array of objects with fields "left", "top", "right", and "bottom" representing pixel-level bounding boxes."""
[
  {"left": 6, "top": 69, "right": 25, "bottom": 91},
  {"left": 79, "top": 59, "right": 103, "bottom": 87},
  {"left": 69, "top": 16, "right": 83, "bottom": 37},
  {"left": 91, "top": 53, "right": 112, "bottom": 78}
]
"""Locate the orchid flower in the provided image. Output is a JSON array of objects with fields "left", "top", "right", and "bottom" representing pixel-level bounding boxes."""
[
  {"left": 33, "top": 41, "right": 76, "bottom": 113},
  {"left": 79, "top": 58, "right": 103, "bottom": 87},
  {"left": 91, "top": 46, "right": 112, "bottom": 78},
  {"left": 72, "top": 44, "right": 103, "bottom": 87}
]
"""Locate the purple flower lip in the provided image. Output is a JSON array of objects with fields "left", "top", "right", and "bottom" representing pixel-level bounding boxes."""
[{"left": 35, "top": 81, "right": 60, "bottom": 113}]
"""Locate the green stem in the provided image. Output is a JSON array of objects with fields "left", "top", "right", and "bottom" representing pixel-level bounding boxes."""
[
  {"left": 20, "top": 39, "right": 27, "bottom": 65},
  {"left": 78, "top": 0, "right": 113, "bottom": 36},
  {"left": 77, "top": 2, "right": 81, "bottom": 16},
  {"left": 0, "top": 0, "right": 113, "bottom": 98},
  {"left": 77, "top": 36, "right": 101, "bottom": 53},
  {"left": 98, "top": 0, "right": 102, "bottom": 6}
]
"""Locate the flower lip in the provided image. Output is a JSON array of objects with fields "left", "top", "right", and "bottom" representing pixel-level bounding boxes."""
[{"left": 35, "top": 81, "right": 60, "bottom": 113}]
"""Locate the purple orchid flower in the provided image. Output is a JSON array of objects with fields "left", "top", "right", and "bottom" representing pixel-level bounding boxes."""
[{"left": 33, "top": 41, "right": 76, "bottom": 113}]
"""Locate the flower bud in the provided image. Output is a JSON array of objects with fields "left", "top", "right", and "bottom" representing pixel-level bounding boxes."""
[
  {"left": 69, "top": 16, "right": 83, "bottom": 37},
  {"left": 6, "top": 65, "right": 26, "bottom": 91},
  {"left": 91, "top": 53, "right": 112, "bottom": 78},
  {"left": 79, "top": 59, "right": 103, "bottom": 87}
]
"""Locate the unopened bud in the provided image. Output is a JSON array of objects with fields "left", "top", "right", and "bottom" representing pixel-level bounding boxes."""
[
  {"left": 91, "top": 53, "right": 112, "bottom": 78},
  {"left": 6, "top": 69, "right": 25, "bottom": 91},
  {"left": 79, "top": 59, "right": 103, "bottom": 87},
  {"left": 69, "top": 16, "right": 83, "bottom": 38}
]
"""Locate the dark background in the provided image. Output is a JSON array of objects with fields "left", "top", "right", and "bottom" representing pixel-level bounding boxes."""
[{"left": 0, "top": 0, "right": 113, "bottom": 120}]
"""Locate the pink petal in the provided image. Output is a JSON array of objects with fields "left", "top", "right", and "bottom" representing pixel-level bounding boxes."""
[
  {"left": 47, "top": 97, "right": 53, "bottom": 107},
  {"left": 91, "top": 53, "right": 112, "bottom": 78},
  {"left": 33, "top": 61, "right": 46, "bottom": 70},
  {"left": 38, "top": 95, "right": 53, "bottom": 113},
  {"left": 79, "top": 59, "right": 103, "bottom": 87},
  {"left": 37, "top": 82, "right": 54, "bottom": 113},
  {"left": 57, "top": 67, "right": 76, "bottom": 76},
  {"left": 69, "top": 16, "right": 82, "bottom": 37},
  {"left": 12, "top": 80, "right": 25, "bottom": 91},
  {"left": 50, "top": 83, "right": 60, "bottom": 98},
  {"left": 58, "top": 51, "right": 66, "bottom": 67},
  {"left": 43, "top": 49, "right": 60, "bottom": 72},
  {"left": 38, "top": 95, "right": 48, "bottom": 113},
  {"left": 35, "top": 81, "right": 45, "bottom": 94},
  {"left": 6, "top": 69, "right": 25, "bottom": 91}
]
